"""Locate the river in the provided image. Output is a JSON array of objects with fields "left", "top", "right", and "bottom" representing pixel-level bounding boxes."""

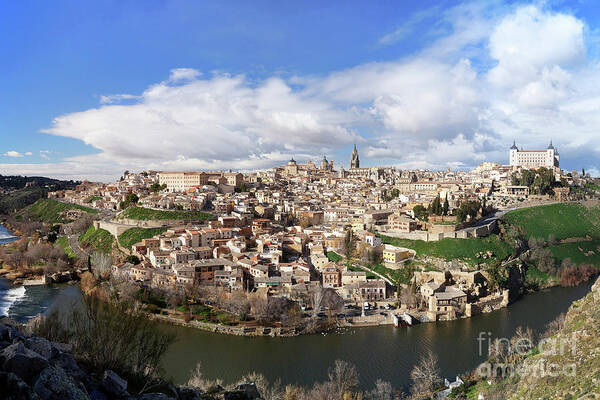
[
  {"left": 0, "top": 223, "right": 18, "bottom": 245},
  {"left": 0, "top": 274, "right": 591, "bottom": 392}
]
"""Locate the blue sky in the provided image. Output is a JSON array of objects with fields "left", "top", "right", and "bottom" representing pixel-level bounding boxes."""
[{"left": 2, "top": 0, "right": 600, "bottom": 180}]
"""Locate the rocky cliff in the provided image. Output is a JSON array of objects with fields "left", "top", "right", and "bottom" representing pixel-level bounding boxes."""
[
  {"left": 472, "top": 276, "right": 600, "bottom": 399},
  {"left": 0, "top": 318, "right": 263, "bottom": 400}
]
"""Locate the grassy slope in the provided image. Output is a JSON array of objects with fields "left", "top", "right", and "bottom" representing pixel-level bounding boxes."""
[
  {"left": 379, "top": 234, "right": 512, "bottom": 266},
  {"left": 26, "top": 198, "right": 98, "bottom": 223},
  {"left": 326, "top": 251, "right": 343, "bottom": 262},
  {"left": 118, "top": 227, "right": 167, "bottom": 249},
  {"left": 118, "top": 206, "right": 212, "bottom": 221},
  {"left": 0, "top": 186, "right": 46, "bottom": 214},
  {"left": 503, "top": 202, "right": 600, "bottom": 240},
  {"left": 549, "top": 240, "right": 600, "bottom": 265},
  {"left": 79, "top": 225, "right": 114, "bottom": 253},
  {"left": 477, "top": 278, "right": 600, "bottom": 399},
  {"left": 55, "top": 236, "right": 76, "bottom": 259}
]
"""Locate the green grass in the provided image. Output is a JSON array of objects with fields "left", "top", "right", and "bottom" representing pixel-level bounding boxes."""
[
  {"left": 347, "top": 264, "right": 377, "bottom": 279},
  {"left": 525, "top": 266, "right": 552, "bottom": 287},
  {"left": 118, "top": 227, "right": 167, "bottom": 248},
  {"left": 378, "top": 234, "right": 512, "bottom": 266},
  {"left": 79, "top": 225, "right": 114, "bottom": 253},
  {"left": 585, "top": 182, "right": 600, "bottom": 192},
  {"left": 85, "top": 195, "right": 103, "bottom": 203},
  {"left": 549, "top": 240, "right": 600, "bottom": 265},
  {"left": 118, "top": 206, "right": 213, "bottom": 221},
  {"left": 55, "top": 236, "right": 76, "bottom": 259},
  {"left": 25, "top": 198, "right": 98, "bottom": 223},
  {"left": 503, "top": 203, "right": 600, "bottom": 241},
  {"left": 368, "top": 262, "right": 415, "bottom": 284},
  {"left": 327, "top": 251, "right": 343, "bottom": 262}
]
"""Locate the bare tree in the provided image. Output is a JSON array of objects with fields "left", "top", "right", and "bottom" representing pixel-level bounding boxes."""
[
  {"left": 188, "top": 362, "right": 223, "bottom": 392},
  {"left": 312, "top": 287, "right": 324, "bottom": 317},
  {"left": 543, "top": 312, "right": 565, "bottom": 338},
  {"left": 328, "top": 360, "right": 359, "bottom": 399},
  {"left": 410, "top": 351, "right": 440, "bottom": 398},
  {"left": 72, "top": 213, "right": 96, "bottom": 234},
  {"left": 90, "top": 251, "right": 111, "bottom": 279},
  {"left": 365, "top": 379, "right": 394, "bottom": 400},
  {"left": 238, "top": 371, "right": 282, "bottom": 400},
  {"left": 249, "top": 293, "right": 269, "bottom": 324}
]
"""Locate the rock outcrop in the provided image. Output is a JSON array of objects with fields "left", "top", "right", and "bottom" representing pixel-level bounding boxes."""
[{"left": 0, "top": 317, "right": 263, "bottom": 400}]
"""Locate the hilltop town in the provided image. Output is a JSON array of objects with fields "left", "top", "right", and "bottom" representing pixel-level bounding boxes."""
[{"left": 3, "top": 142, "right": 599, "bottom": 334}]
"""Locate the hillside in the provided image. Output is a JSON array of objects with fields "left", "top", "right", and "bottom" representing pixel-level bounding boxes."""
[
  {"left": 118, "top": 227, "right": 167, "bottom": 248},
  {"left": 503, "top": 202, "right": 600, "bottom": 240},
  {"left": 468, "top": 277, "right": 600, "bottom": 399},
  {"left": 0, "top": 175, "right": 80, "bottom": 214},
  {"left": 118, "top": 206, "right": 213, "bottom": 221},
  {"left": 79, "top": 225, "right": 115, "bottom": 253},
  {"left": 24, "top": 198, "right": 98, "bottom": 223},
  {"left": 379, "top": 234, "right": 512, "bottom": 267},
  {"left": 503, "top": 202, "right": 600, "bottom": 285}
]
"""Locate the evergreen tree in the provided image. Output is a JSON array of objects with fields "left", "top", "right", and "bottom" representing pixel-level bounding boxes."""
[
  {"left": 430, "top": 194, "right": 442, "bottom": 216},
  {"left": 344, "top": 229, "right": 356, "bottom": 260},
  {"left": 442, "top": 195, "right": 449, "bottom": 216}
]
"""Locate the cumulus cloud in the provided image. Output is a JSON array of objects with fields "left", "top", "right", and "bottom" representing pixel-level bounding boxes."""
[
  {"left": 42, "top": 71, "right": 357, "bottom": 176},
  {"left": 488, "top": 6, "right": 585, "bottom": 89},
  {"left": 3, "top": 151, "right": 24, "bottom": 158},
  {"left": 5, "top": 3, "right": 598, "bottom": 181}
]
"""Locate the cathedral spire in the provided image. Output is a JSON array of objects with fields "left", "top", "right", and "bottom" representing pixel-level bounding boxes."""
[{"left": 350, "top": 143, "right": 360, "bottom": 169}]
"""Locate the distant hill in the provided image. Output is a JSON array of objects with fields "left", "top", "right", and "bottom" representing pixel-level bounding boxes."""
[
  {"left": 0, "top": 175, "right": 80, "bottom": 214},
  {"left": 24, "top": 198, "right": 98, "bottom": 224}
]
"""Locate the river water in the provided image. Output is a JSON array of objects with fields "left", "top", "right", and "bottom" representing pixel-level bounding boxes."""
[
  {"left": 158, "top": 282, "right": 592, "bottom": 390},
  {"left": 0, "top": 224, "right": 593, "bottom": 392},
  {"left": 0, "top": 223, "right": 18, "bottom": 245}
]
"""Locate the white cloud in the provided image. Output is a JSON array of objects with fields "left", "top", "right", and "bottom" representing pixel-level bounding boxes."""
[
  {"left": 168, "top": 68, "right": 202, "bottom": 83},
  {"left": 24, "top": 152, "right": 32, "bottom": 156},
  {"left": 42, "top": 70, "right": 357, "bottom": 178},
  {"left": 8, "top": 3, "right": 597, "bottom": 181},
  {"left": 3, "top": 151, "right": 24, "bottom": 158},
  {"left": 488, "top": 5, "right": 585, "bottom": 89},
  {"left": 99, "top": 94, "right": 140, "bottom": 105}
]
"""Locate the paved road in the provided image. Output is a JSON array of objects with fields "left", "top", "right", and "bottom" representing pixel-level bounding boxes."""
[{"left": 68, "top": 234, "right": 88, "bottom": 259}]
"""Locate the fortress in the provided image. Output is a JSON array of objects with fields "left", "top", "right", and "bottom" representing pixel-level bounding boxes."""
[{"left": 509, "top": 140, "right": 560, "bottom": 169}]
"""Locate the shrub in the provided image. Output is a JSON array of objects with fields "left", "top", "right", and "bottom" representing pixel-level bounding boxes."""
[
  {"left": 559, "top": 264, "right": 598, "bottom": 287},
  {"left": 27, "top": 295, "right": 176, "bottom": 392}
]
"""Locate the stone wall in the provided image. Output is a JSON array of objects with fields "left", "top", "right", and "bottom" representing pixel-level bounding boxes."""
[{"left": 383, "top": 219, "right": 497, "bottom": 242}]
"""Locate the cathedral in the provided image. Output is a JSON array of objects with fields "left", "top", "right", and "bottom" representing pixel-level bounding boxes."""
[
  {"left": 346, "top": 143, "right": 385, "bottom": 181},
  {"left": 350, "top": 144, "right": 360, "bottom": 168}
]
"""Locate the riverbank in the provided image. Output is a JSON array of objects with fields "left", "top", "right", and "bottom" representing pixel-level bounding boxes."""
[
  {"left": 0, "top": 275, "right": 593, "bottom": 391},
  {"left": 158, "top": 282, "right": 594, "bottom": 390}
]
